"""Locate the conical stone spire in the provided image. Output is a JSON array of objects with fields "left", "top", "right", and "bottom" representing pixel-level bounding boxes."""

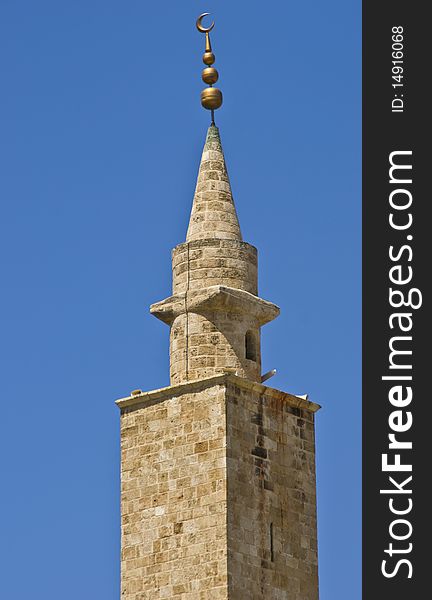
[{"left": 186, "top": 125, "right": 242, "bottom": 241}]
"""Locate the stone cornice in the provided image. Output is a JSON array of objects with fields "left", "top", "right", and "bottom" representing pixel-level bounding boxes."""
[
  {"left": 116, "top": 373, "right": 321, "bottom": 413},
  {"left": 150, "top": 285, "right": 280, "bottom": 326}
]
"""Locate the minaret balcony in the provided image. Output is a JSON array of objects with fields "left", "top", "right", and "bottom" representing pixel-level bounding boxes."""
[{"left": 150, "top": 285, "right": 280, "bottom": 327}]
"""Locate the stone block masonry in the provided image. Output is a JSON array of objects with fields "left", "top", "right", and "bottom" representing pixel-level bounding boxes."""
[
  {"left": 225, "top": 380, "right": 319, "bottom": 599},
  {"left": 117, "top": 374, "right": 320, "bottom": 600}
]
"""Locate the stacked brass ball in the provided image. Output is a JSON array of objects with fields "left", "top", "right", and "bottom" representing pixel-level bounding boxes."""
[{"left": 196, "top": 13, "right": 223, "bottom": 117}]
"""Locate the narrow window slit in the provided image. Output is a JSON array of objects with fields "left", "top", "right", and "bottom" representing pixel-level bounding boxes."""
[{"left": 245, "top": 330, "right": 257, "bottom": 361}]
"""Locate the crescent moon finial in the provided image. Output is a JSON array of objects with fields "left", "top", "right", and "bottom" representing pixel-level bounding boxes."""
[
  {"left": 196, "top": 13, "right": 215, "bottom": 33},
  {"left": 196, "top": 13, "right": 222, "bottom": 124}
]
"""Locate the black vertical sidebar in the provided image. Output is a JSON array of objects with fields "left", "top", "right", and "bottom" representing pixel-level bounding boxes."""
[{"left": 363, "top": 3, "right": 429, "bottom": 599}]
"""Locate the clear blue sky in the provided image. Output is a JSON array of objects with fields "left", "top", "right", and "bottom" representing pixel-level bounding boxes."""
[{"left": 0, "top": 1, "right": 361, "bottom": 598}]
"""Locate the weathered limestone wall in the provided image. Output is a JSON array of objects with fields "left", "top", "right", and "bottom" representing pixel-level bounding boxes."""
[
  {"left": 119, "top": 380, "right": 229, "bottom": 600},
  {"left": 172, "top": 239, "right": 258, "bottom": 296},
  {"left": 118, "top": 375, "right": 319, "bottom": 600},
  {"left": 170, "top": 311, "right": 261, "bottom": 386},
  {"left": 225, "top": 380, "right": 319, "bottom": 600}
]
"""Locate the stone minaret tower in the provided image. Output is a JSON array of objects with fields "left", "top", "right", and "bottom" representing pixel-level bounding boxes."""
[{"left": 117, "top": 15, "right": 319, "bottom": 600}]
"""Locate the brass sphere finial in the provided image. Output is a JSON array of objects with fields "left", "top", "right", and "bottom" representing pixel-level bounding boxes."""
[
  {"left": 203, "top": 52, "right": 215, "bottom": 66},
  {"left": 202, "top": 67, "right": 218, "bottom": 85},
  {"left": 196, "top": 13, "right": 223, "bottom": 122}
]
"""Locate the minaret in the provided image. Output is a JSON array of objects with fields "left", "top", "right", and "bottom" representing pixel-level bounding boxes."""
[
  {"left": 117, "top": 14, "right": 320, "bottom": 599},
  {"left": 151, "top": 121, "right": 279, "bottom": 386}
]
